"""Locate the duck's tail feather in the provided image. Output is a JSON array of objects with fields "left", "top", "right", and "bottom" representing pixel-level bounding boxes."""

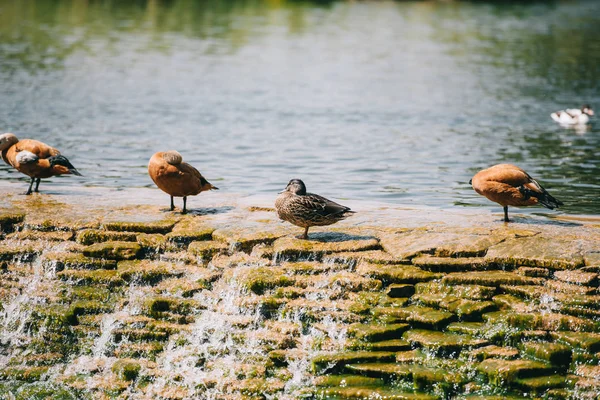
[
  {"left": 520, "top": 184, "right": 563, "bottom": 209},
  {"left": 49, "top": 155, "right": 83, "bottom": 176}
]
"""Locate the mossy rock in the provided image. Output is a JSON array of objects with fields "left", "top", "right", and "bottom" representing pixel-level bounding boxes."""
[
  {"left": 30, "top": 305, "right": 78, "bottom": 331},
  {"left": 415, "top": 294, "right": 496, "bottom": 320},
  {"left": 379, "top": 227, "right": 515, "bottom": 259},
  {"left": 188, "top": 240, "right": 229, "bottom": 260},
  {"left": 348, "top": 323, "right": 410, "bottom": 342},
  {"left": 212, "top": 226, "right": 290, "bottom": 252},
  {"left": 166, "top": 226, "right": 214, "bottom": 246},
  {"left": 442, "top": 271, "right": 543, "bottom": 287},
  {"left": 7, "top": 230, "right": 74, "bottom": 241},
  {"left": 415, "top": 282, "right": 496, "bottom": 300},
  {"left": 357, "top": 263, "right": 442, "bottom": 285},
  {"left": 483, "top": 311, "right": 596, "bottom": 332},
  {"left": 0, "top": 244, "right": 38, "bottom": 262},
  {"left": 136, "top": 233, "right": 173, "bottom": 253},
  {"left": 15, "top": 352, "right": 65, "bottom": 367},
  {"left": 57, "top": 269, "right": 125, "bottom": 287},
  {"left": 325, "top": 250, "right": 406, "bottom": 265},
  {"left": 516, "top": 266, "right": 550, "bottom": 277},
  {"left": 111, "top": 359, "right": 141, "bottom": 381},
  {"left": 403, "top": 329, "right": 488, "bottom": 356},
  {"left": 76, "top": 229, "right": 138, "bottom": 245},
  {"left": 374, "top": 306, "right": 455, "bottom": 330},
  {"left": 142, "top": 296, "right": 202, "bottom": 316},
  {"left": 104, "top": 219, "right": 176, "bottom": 234},
  {"left": 43, "top": 252, "right": 117, "bottom": 271},
  {"left": 470, "top": 345, "right": 520, "bottom": 361},
  {"left": 513, "top": 374, "right": 567, "bottom": 393},
  {"left": 412, "top": 255, "right": 490, "bottom": 272},
  {"left": 522, "top": 342, "right": 572, "bottom": 367},
  {"left": 477, "top": 358, "right": 553, "bottom": 386},
  {"left": 273, "top": 235, "right": 380, "bottom": 260},
  {"left": 312, "top": 351, "right": 396, "bottom": 374},
  {"left": 485, "top": 236, "right": 585, "bottom": 269},
  {"left": 313, "top": 374, "right": 385, "bottom": 387},
  {"left": 82, "top": 241, "right": 142, "bottom": 260},
  {"left": 348, "top": 339, "right": 412, "bottom": 352},
  {"left": 117, "top": 260, "right": 184, "bottom": 284},
  {"left": 0, "top": 366, "right": 49, "bottom": 382},
  {"left": 114, "top": 342, "right": 164, "bottom": 360},
  {"left": 447, "top": 322, "right": 487, "bottom": 336},
  {"left": 316, "top": 386, "right": 438, "bottom": 400},
  {"left": 0, "top": 211, "right": 26, "bottom": 232},
  {"left": 386, "top": 284, "right": 415, "bottom": 298},
  {"left": 232, "top": 266, "right": 295, "bottom": 295},
  {"left": 66, "top": 285, "right": 116, "bottom": 302},
  {"left": 550, "top": 331, "right": 600, "bottom": 353},
  {"left": 553, "top": 270, "right": 598, "bottom": 286},
  {"left": 345, "top": 362, "right": 465, "bottom": 388},
  {"left": 70, "top": 300, "right": 113, "bottom": 316},
  {"left": 113, "top": 328, "right": 169, "bottom": 342},
  {"left": 235, "top": 378, "right": 285, "bottom": 396}
]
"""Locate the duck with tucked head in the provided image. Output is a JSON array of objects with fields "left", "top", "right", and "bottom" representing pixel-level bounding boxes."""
[
  {"left": 470, "top": 164, "right": 563, "bottom": 222},
  {"left": 275, "top": 179, "right": 355, "bottom": 239},
  {"left": 148, "top": 150, "right": 218, "bottom": 214},
  {"left": 0, "top": 133, "right": 82, "bottom": 195},
  {"left": 551, "top": 104, "right": 594, "bottom": 125}
]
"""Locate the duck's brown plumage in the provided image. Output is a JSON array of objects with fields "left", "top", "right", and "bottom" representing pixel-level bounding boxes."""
[
  {"left": 275, "top": 179, "right": 354, "bottom": 239},
  {"left": 470, "top": 163, "right": 563, "bottom": 222},
  {"left": 0, "top": 133, "right": 82, "bottom": 194},
  {"left": 148, "top": 151, "right": 218, "bottom": 213}
]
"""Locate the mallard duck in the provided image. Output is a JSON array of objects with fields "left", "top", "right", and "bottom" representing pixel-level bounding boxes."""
[
  {"left": 470, "top": 164, "right": 563, "bottom": 222},
  {"left": 551, "top": 104, "right": 594, "bottom": 125},
  {"left": 148, "top": 150, "right": 218, "bottom": 214},
  {"left": 275, "top": 179, "right": 355, "bottom": 239},
  {"left": 0, "top": 133, "right": 82, "bottom": 195}
]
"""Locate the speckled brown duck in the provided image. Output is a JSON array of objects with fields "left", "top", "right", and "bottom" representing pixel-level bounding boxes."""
[
  {"left": 275, "top": 179, "right": 355, "bottom": 239},
  {"left": 0, "top": 132, "right": 82, "bottom": 195},
  {"left": 148, "top": 150, "right": 218, "bottom": 214},
  {"left": 470, "top": 163, "right": 563, "bottom": 222}
]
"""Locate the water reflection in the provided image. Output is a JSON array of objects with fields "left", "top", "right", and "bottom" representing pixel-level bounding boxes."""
[{"left": 0, "top": 0, "right": 599, "bottom": 214}]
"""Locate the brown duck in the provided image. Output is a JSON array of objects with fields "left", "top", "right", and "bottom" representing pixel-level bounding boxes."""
[
  {"left": 275, "top": 179, "right": 355, "bottom": 239},
  {"left": 0, "top": 133, "right": 82, "bottom": 195},
  {"left": 148, "top": 150, "right": 218, "bottom": 214},
  {"left": 470, "top": 163, "right": 563, "bottom": 222}
]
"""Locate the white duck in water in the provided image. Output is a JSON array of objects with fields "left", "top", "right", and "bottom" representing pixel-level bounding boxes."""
[{"left": 551, "top": 104, "right": 594, "bottom": 125}]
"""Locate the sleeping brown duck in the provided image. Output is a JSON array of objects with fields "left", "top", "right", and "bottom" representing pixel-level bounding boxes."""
[{"left": 275, "top": 179, "right": 355, "bottom": 239}]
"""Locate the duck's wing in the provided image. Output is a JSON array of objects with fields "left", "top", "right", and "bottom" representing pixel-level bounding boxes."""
[
  {"left": 299, "top": 193, "right": 353, "bottom": 217},
  {"left": 15, "top": 139, "right": 60, "bottom": 159}
]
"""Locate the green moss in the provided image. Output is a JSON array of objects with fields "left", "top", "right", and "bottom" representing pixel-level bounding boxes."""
[
  {"left": 166, "top": 227, "right": 214, "bottom": 245},
  {"left": 113, "top": 329, "right": 169, "bottom": 342},
  {"left": 442, "top": 271, "right": 543, "bottom": 287},
  {"left": 313, "top": 374, "right": 385, "bottom": 387},
  {"left": 358, "top": 263, "right": 442, "bottom": 285},
  {"left": 142, "top": 296, "right": 202, "bottom": 316},
  {"left": 76, "top": 229, "right": 137, "bottom": 245},
  {"left": 117, "top": 260, "right": 183, "bottom": 284},
  {"left": 111, "top": 359, "right": 141, "bottom": 381},
  {"left": 0, "top": 211, "right": 26, "bottom": 231},
  {"left": 348, "top": 339, "right": 412, "bottom": 352},
  {"left": 104, "top": 219, "right": 176, "bottom": 234},
  {"left": 234, "top": 266, "right": 295, "bottom": 295},
  {"left": 57, "top": 269, "right": 124, "bottom": 287},
  {"left": 316, "top": 386, "right": 438, "bottom": 400},
  {"left": 273, "top": 236, "right": 381, "bottom": 260},
  {"left": 550, "top": 331, "right": 600, "bottom": 353},
  {"left": 348, "top": 323, "right": 410, "bottom": 342},
  {"left": 187, "top": 240, "right": 228, "bottom": 260},
  {"left": 415, "top": 282, "right": 496, "bottom": 300},
  {"left": 114, "top": 342, "right": 164, "bottom": 360},
  {"left": 0, "top": 244, "right": 38, "bottom": 262},
  {"left": 0, "top": 367, "right": 49, "bottom": 382},
  {"left": 447, "top": 322, "right": 487, "bottom": 336},
  {"left": 374, "top": 306, "right": 455, "bottom": 330},
  {"left": 522, "top": 342, "right": 572, "bottom": 367},
  {"left": 43, "top": 252, "right": 117, "bottom": 271},
  {"left": 477, "top": 358, "right": 552, "bottom": 385},
  {"left": 69, "top": 300, "right": 113, "bottom": 316},
  {"left": 312, "top": 351, "right": 396, "bottom": 374},
  {"left": 403, "top": 329, "right": 488, "bottom": 356},
  {"left": 412, "top": 255, "right": 489, "bottom": 272},
  {"left": 513, "top": 375, "right": 567, "bottom": 393},
  {"left": 83, "top": 241, "right": 142, "bottom": 260},
  {"left": 470, "top": 345, "right": 519, "bottom": 361},
  {"left": 386, "top": 284, "right": 415, "bottom": 298}
]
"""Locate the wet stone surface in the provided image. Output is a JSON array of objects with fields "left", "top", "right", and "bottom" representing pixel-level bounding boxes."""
[{"left": 0, "top": 196, "right": 600, "bottom": 399}]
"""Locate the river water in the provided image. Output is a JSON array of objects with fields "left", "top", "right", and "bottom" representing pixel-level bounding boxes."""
[{"left": 1, "top": 0, "right": 599, "bottom": 215}]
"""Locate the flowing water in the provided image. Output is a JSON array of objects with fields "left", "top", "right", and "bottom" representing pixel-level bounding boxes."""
[{"left": 1, "top": 0, "right": 600, "bottom": 215}]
